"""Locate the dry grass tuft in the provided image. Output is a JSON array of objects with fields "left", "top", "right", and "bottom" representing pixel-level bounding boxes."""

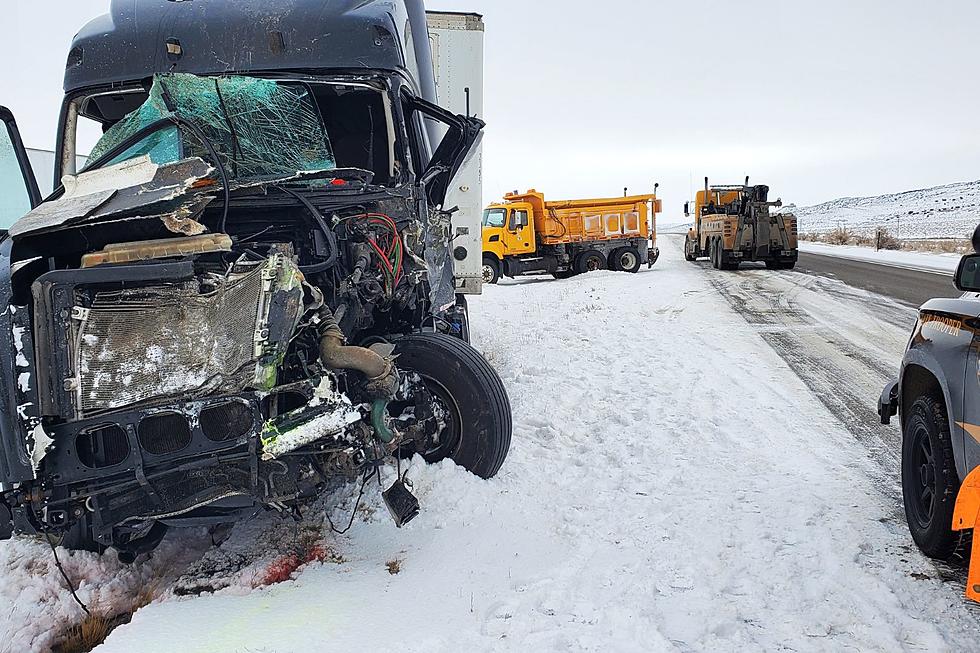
[
  {"left": 385, "top": 558, "right": 402, "bottom": 575},
  {"left": 53, "top": 613, "right": 114, "bottom": 653}
]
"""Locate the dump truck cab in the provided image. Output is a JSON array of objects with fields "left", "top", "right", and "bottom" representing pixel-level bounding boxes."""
[
  {"left": 482, "top": 198, "right": 536, "bottom": 261},
  {"left": 684, "top": 177, "right": 798, "bottom": 270},
  {"left": 481, "top": 189, "right": 660, "bottom": 283}
]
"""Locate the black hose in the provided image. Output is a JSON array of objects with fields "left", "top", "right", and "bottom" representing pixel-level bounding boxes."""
[{"left": 276, "top": 186, "right": 339, "bottom": 274}]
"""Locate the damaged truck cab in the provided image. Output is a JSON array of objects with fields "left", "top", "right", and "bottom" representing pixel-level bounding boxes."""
[{"left": 0, "top": 0, "right": 511, "bottom": 558}]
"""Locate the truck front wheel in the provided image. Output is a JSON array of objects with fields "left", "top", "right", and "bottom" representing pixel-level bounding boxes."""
[
  {"left": 482, "top": 257, "right": 500, "bottom": 285},
  {"left": 902, "top": 395, "right": 962, "bottom": 561},
  {"left": 611, "top": 247, "right": 641, "bottom": 273},
  {"left": 393, "top": 333, "right": 512, "bottom": 479},
  {"left": 684, "top": 235, "right": 696, "bottom": 262}
]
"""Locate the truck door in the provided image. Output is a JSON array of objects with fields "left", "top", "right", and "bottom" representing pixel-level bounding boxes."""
[
  {"left": 0, "top": 107, "right": 41, "bottom": 231},
  {"left": 502, "top": 207, "right": 534, "bottom": 256}
]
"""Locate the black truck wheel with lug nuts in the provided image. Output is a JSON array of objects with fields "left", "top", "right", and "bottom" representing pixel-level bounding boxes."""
[
  {"left": 482, "top": 256, "right": 500, "bottom": 285},
  {"left": 611, "top": 247, "right": 641, "bottom": 274},
  {"left": 902, "top": 395, "right": 962, "bottom": 560},
  {"left": 392, "top": 333, "right": 512, "bottom": 479},
  {"left": 576, "top": 250, "right": 606, "bottom": 274}
]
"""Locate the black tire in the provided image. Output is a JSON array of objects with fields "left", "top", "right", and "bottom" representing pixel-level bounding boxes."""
[
  {"left": 611, "top": 247, "right": 642, "bottom": 274},
  {"left": 481, "top": 257, "right": 500, "bottom": 285},
  {"left": 710, "top": 239, "right": 720, "bottom": 269},
  {"left": 684, "top": 235, "right": 696, "bottom": 262},
  {"left": 394, "top": 333, "right": 512, "bottom": 479},
  {"left": 902, "top": 395, "right": 961, "bottom": 561},
  {"left": 765, "top": 260, "right": 778, "bottom": 270},
  {"left": 552, "top": 270, "right": 575, "bottom": 279},
  {"left": 575, "top": 250, "right": 606, "bottom": 274},
  {"left": 780, "top": 261, "right": 797, "bottom": 270}
]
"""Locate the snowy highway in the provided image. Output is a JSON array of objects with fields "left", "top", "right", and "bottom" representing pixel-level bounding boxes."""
[{"left": 5, "top": 236, "right": 980, "bottom": 652}]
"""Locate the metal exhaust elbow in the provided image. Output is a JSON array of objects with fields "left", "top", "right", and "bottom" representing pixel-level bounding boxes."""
[{"left": 317, "top": 307, "right": 399, "bottom": 398}]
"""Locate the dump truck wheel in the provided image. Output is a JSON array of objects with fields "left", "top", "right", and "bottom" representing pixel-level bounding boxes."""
[
  {"left": 612, "top": 247, "right": 641, "bottom": 273},
  {"left": 575, "top": 250, "right": 606, "bottom": 274},
  {"left": 780, "top": 261, "right": 797, "bottom": 270},
  {"left": 482, "top": 257, "right": 500, "bottom": 285},
  {"left": 765, "top": 260, "right": 778, "bottom": 270},
  {"left": 393, "top": 333, "right": 512, "bottom": 479},
  {"left": 552, "top": 270, "right": 575, "bottom": 279},
  {"left": 902, "top": 395, "right": 961, "bottom": 561},
  {"left": 710, "top": 240, "right": 721, "bottom": 269},
  {"left": 684, "top": 236, "right": 696, "bottom": 261}
]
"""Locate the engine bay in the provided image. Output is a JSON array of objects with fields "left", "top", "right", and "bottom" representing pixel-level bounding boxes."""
[{"left": 0, "top": 72, "right": 491, "bottom": 556}]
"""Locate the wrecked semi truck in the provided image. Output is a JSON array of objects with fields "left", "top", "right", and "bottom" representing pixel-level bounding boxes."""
[
  {"left": 0, "top": 0, "right": 511, "bottom": 559},
  {"left": 481, "top": 189, "right": 661, "bottom": 283},
  {"left": 683, "top": 178, "right": 798, "bottom": 270}
]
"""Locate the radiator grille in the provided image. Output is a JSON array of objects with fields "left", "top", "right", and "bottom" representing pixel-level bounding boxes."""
[
  {"left": 76, "top": 424, "right": 130, "bottom": 468},
  {"left": 200, "top": 401, "right": 254, "bottom": 442},
  {"left": 138, "top": 413, "right": 192, "bottom": 455},
  {"left": 73, "top": 265, "right": 266, "bottom": 414}
]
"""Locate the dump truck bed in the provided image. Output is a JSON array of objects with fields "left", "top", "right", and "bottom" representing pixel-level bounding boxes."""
[{"left": 501, "top": 190, "right": 660, "bottom": 247}]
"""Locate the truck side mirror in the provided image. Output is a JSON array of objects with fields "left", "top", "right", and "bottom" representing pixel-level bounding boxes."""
[
  {"left": 955, "top": 254, "right": 980, "bottom": 292},
  {"left": 684, "top": 202, "right": 690, "bottom": 218}
]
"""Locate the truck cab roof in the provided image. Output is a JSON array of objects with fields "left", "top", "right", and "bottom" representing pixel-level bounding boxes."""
[{"left": 65, "top": 0, "right": 427, "bottom": 93}]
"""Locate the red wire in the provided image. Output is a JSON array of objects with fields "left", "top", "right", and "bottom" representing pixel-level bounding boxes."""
[{"left": 366, "top": 238, "right": 393, "bottom": 275}]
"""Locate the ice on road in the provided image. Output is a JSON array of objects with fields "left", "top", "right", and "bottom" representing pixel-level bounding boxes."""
[{"left": 11, "top": 239, "right": 978, "bottom": 652}]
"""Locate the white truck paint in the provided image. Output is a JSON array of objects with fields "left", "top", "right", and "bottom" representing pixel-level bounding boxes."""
[{"left": 426, "top": 11, "right": 484, "bottom": 295}]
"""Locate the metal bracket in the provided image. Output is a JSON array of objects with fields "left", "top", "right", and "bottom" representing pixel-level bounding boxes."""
[{"left": 125, "top": 424, "right": 162, "bottom": 508}]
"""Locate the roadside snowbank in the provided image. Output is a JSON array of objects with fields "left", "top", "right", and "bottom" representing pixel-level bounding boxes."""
[
  {"left": 800, "top": 241, "right": 960, "bottom": 275},
  {"left": 83, "top": 238, "right": 979, "bottom": 652}
]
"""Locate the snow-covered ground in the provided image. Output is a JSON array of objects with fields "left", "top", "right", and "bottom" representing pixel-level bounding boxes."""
[
  {"left": 784, "top": 179, "right": 980, "bottom": 239},
  {"left": 3, "top": 239, "right": 978, "bottom": 652},
  {"left": 799, "top": 241, "right": 960, "bottom": 275}
]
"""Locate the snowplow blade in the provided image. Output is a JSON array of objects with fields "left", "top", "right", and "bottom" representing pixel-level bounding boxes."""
[{"left": 952, "top": 466, "right": 980, "bottom": 602}]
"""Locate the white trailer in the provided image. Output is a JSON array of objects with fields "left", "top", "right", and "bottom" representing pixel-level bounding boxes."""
[{"left": 426, "top": 11, "right": 485, "bottom": 295}]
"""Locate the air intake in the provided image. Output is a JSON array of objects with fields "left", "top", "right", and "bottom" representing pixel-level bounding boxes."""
[
  {"left": 200, "top": 402, "right": 254, "bottom": 442},
  {"left": 138, "top": 413, "right": 192, "bottom": 455},
  {"left": 76, "top": 424, "right": 129, "bottom": 468}
]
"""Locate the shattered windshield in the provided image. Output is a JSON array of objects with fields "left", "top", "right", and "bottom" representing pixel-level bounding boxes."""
[{"left": 87, "top": 74, "right": 336, "bottom": 181}]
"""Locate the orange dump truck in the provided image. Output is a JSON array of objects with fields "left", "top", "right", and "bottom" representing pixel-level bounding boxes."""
[{"left": 480, "top": 189, "right": 661, "bottom": 283}]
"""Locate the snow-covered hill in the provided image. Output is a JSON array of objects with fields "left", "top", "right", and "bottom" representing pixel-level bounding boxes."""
[{"left": 783, "top": 180, "right": 980, "bottom": 239}]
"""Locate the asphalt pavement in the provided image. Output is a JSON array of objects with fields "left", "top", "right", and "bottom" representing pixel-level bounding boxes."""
[{"left": 795, "top": 251, "right": 960, "bottom": 307}]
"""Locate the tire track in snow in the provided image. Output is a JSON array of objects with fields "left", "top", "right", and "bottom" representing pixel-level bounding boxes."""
[{"left": 706, "top": 268, "right": 904, "bottom": 478}]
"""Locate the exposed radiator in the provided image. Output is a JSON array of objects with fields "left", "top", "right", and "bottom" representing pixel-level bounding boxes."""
[{"left": 59, "top": 254, "right": 304, "bottom": 416}]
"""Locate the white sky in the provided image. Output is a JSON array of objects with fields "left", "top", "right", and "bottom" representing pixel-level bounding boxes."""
[{"left": 4, "top": 0, "right": 980, "bottom": 221}]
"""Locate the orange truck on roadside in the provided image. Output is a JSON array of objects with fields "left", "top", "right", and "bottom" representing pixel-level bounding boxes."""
[{"left": 481, "top": 189, "right": 661, "bottom": 283}]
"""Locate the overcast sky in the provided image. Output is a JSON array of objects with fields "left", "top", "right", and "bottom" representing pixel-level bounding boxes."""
[{"left": 4, "top": 0, "right": 980, "bottom": 221}]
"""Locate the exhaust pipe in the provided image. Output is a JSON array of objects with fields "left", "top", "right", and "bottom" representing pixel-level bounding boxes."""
[
  {"left": 745, "top": 176, "right": 750, "bottom": 186},
  {"left": 317, "top": 306, "right": 399, "bottom": 400}
]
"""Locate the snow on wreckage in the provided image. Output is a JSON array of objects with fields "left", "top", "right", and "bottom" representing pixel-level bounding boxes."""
[{"left": 0, "top": 2, "right": 510, "bottom": 564}]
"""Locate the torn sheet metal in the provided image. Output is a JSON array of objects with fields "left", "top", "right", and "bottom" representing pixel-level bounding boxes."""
[
  {"left": 260, "top": 378, "right": 360, "bottom": 460},
  {"left": 9, "top": 157, "right": 214, "bottom": 239},
  {"left": 424, "top": 208, "right": 457, "bottom": 313}
]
